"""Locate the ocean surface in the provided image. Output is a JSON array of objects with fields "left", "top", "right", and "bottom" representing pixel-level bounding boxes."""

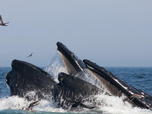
[{"left": 0, "top": 56, "right": 152, "bottom": 114}]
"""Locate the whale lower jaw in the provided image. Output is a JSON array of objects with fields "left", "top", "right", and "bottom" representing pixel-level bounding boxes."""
[
  {"left": 83, "top": 59, "right": 152, "bottom": 110},
  {"left": 57, "top": 42, "right": 86, "bottom": 75}
]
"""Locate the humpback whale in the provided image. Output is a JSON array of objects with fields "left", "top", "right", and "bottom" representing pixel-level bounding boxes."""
[
  {"left": 5, "top": 42, "right": 152, "bottom": 111},
  {"left": 51, "top": 72, "right": 102, "bottom": 109},
  {"left": 6, "top": 59, "right": 56, "bottom": 100},
  {"left": 83, "top": 60, "right": 152, "bottom": 110}
]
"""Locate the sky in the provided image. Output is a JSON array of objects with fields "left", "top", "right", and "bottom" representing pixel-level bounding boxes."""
[{"left": 0, "top": 0, "right": 152, "bottom": 67}]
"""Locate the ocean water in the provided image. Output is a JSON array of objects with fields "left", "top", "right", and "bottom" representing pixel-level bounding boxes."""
[{"left": 0, "top": 56, "right": 152, "bottom": 114}]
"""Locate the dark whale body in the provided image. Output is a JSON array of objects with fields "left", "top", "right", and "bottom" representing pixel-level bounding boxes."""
[
  {"left": 6, "top": 59, "right": 56, "bottom": 100},
  {"left": 52, "top": 72, "right": 101, "bottom": 109}
]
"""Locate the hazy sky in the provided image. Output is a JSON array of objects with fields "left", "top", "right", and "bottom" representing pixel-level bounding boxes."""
[{"left": 1, "top": 0, "right": 152, "bottom": 67}]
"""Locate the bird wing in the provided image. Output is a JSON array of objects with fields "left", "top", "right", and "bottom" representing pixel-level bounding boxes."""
[
  {"left": 27, "top": 52, "right": 33, "bottom": 58},
  {"left": 0, "top": 15, "right": 4, "bottom": 24},
  {"left": 28, "top": 101, "right": 39, "bottom": 109},
  {"left": 27, "top": 55, "right": 30, "bottom": 58},
  {"left": 30, "top": 52, "right": 33, "bottom": 56}
]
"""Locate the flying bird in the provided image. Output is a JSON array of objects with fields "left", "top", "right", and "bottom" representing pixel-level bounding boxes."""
[
  {"left": 22, "top": 101, "right": 39, "bottom": 112},
  {"left": 27, "top": 52, "right": 33, "bottom": 58},
  {"left": 0, "top": 15, "right": 9, "bottom": 26}
]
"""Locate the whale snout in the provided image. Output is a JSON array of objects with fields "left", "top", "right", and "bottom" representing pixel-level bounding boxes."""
[{"left": 12, "top": 59, "right": 29, "bottom": 70}]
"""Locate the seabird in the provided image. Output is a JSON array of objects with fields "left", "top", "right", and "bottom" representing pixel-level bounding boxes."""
[
  {"left": 27, "top": 52, "right": 33, "bottom": 58},
  {"left": 0, "top": 15, "right": 9, "bottom": 26},
  {"left": 22, "top": 101, "right": 39, "bottom": 112}
]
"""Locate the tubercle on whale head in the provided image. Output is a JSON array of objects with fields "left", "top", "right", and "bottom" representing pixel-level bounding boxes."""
[
  {"left": 58, "top": 72, "right": 72, "bottom": 87},
  {"left": 58, "top": 72, "right": 64, "bottom": 82},
  {"left": 5, "top": 73, "right": 11, "bottom": 85}
]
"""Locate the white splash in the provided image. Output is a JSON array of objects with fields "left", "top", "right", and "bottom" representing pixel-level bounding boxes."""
[
  {"left": 0, "top": 96, "right": 66, "bottom": 113},
  {"left": 94, "top": 94, "right": 152, "bottom": 114},
  {"left": 45, "top": 52, "right": 67, "bottom": 82},
  {"left": 0, "top": 96, "right": 27, "bottom": 110},
  {"left": 75, "top": 69, "right": 103, "bottom": 89}
]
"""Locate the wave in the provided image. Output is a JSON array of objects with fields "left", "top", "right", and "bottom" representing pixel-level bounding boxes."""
[{"left": 0, "top": 94, "right": 151, "bottom": 114}]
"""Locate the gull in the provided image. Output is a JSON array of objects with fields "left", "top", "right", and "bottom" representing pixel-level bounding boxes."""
[
  {"left": 0, "top": 15, "right": 9, "bottom": 26},
  {"left": 27, "top": 52, "right": 33, "bottom": 58},
  {"left": 22, "top": 101, "right": 39, "bottom": 112}
]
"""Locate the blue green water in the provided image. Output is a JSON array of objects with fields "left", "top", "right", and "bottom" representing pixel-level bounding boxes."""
[{"left": 0, "top": 67, "right": 152, "bottom": 114}]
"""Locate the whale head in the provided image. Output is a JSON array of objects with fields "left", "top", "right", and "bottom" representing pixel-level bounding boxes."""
[{"left": 6, "top": 59, "right": 56, "bottom": 100}]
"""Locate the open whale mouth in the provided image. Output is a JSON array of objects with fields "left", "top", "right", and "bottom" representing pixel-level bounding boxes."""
[
  {"left": 56, "top": 42, "right": 86, "bottom": 75},
  {"left": 56, "top": 42, "right": 106, "bottom": 89}
]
